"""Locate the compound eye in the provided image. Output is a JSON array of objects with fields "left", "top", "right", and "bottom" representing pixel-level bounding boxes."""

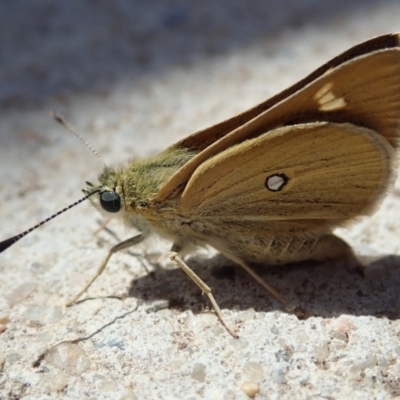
[{"left": 100, "top": 191, "right": 121, "bottom": 213}]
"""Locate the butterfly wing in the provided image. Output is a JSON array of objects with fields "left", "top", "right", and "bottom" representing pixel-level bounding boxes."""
[
  {"left": 177, "top": 122, "right": 395, "bottom": 224},
  {"left": 171, "top": 33, "right": 400, "bottom": 153},
  {"left": 157, "top": 38, "right": 400, "bottom": 202}
]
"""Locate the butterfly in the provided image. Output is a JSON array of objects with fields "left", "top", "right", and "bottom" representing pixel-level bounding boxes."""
[{"left": 2, "top": 33, "right": 400, "bottom": 337}]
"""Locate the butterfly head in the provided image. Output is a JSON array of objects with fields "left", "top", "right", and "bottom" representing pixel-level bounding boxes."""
[{"left": 84, "top": 167, "right": 125, "bottom": 217}]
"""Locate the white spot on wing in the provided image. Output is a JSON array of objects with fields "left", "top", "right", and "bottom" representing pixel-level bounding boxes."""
[
  {"left": 266, "top": 174, "right": 288, "bottom": 192},
  {"left": 314, "top": 82, "right": 333, "bottom": 99},
  {"left": 314, "top": 82, "right": 347, "bottom": 111},
  {"left": 319, "top": 97, "right": 347, "bottom": 111}
]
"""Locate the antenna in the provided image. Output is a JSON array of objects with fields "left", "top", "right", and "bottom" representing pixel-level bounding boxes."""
[
  {"left": 0, "top": 112, "right": 105, "bottom": 253},
  {"left": 51, "top": 111, "right": 107, "bottom": 168},
  {"left": 0, "top": 190, "right": 99, "bottom": 253}
]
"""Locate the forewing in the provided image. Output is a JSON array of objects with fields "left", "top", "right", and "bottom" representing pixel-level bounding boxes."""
[
  {"left": 178, "top": 123, "right": 394, "bottom": 222},
  {"left": 157, "top": 45, "right": 400, "bottom": 202},
  {"left": 171, "top": 33, "right": 400, "bottom": 153}
]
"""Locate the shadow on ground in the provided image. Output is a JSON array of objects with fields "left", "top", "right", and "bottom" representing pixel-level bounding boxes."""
[{"left": 127, "top": 253, "right": 400, "bottom": 320}]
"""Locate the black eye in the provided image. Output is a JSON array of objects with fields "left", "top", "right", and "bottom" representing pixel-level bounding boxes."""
[{"left": 100, "top": 191, "right": 121, "bottom": 213}]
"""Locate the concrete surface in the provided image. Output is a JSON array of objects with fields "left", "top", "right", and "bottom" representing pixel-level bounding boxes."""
[{"left": 1, "top": 1, "right": 400, "bottom": 399}]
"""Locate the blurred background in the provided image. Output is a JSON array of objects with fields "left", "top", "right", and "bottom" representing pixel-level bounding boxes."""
[{"left": 2, "top": 0, "right": 398, "bottom": 108}]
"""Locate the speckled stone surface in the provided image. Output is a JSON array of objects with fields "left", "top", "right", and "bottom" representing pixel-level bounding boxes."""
[{"left": 1, "top": 2, "right": 400, "bottom": 399}]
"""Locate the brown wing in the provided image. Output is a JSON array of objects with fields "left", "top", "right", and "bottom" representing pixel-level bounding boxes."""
[
  {"left": 177, "top": 123, "right": 394, "bottom": 223},
  {"left": 172, "top": 33, "right": 400, "bottom": 153},
  {"left": 156, "top": 35, "right": 400, "bottom": 202}
]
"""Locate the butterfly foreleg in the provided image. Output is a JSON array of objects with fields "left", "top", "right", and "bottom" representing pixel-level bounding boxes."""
[{"left": 66, "top": 233, "right": 145, "bottom": 307}]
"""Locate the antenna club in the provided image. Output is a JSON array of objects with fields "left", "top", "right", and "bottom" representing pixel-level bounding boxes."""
[{"left": 50, "top": 110, "right": 64, "bottom": 125}]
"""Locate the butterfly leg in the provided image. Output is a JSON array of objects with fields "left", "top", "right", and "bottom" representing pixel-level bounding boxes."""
[
  {"left": 66, "top": 233, "right": 145, "bottom": 307},
  {"left": 221, "top": 251, "right": 294, "bottom": 311},
  {"left": 230, "top": 235, "right": 359, "bottom": 309},
  {"left": 169, "top": 251, "right": 238, "bottom": 338},
  {"left": 93, "top": 217, "right": 111, "bottom": 235}
]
